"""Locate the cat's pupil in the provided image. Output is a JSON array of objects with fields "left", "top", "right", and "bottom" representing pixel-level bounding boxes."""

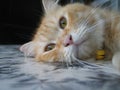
[
  {"left": 44, "top": 43, "right": 56, "bottom": 52},
  {"left": 59, "top": 16, "right": 67, "bottom": 29}
]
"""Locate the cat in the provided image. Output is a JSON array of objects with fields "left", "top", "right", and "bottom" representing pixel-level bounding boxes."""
[{"left": 20, "top": 0, "right": 120, "bottom": 70}]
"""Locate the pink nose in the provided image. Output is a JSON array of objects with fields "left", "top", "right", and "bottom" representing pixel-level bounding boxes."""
[{"left": 63, "top": 35, "right": 73, "bottom": 47}]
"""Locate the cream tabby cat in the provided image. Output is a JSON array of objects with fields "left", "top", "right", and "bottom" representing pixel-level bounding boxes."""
[{"left": 20, "top": 0, "right": 120, "bottom": 70}]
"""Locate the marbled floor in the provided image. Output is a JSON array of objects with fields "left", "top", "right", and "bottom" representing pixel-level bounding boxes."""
[{"left": 0, "top": 45, "right": 120, "bottom": 90}]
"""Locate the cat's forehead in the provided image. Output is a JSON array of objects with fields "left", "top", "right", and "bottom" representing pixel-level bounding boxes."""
[
  {"left": 35, "top": 3, "right": 91, "bottom": 42},
  {"left": 43, "top": 3, "right": 90, "bottom": 23},
  {"left": 35, "top": 22, "right": 59, "bottom": 43}
]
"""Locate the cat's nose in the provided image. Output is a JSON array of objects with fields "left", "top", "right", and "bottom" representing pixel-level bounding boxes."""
[{"left": 63, "top": 35, "right": 73, "bottom": 47}]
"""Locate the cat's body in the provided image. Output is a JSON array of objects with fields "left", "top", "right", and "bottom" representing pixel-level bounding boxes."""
[{"left": 20, "top": 0, "right": 120, "bottom": 70}]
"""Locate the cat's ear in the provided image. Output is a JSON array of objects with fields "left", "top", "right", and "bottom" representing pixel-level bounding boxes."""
[
  {"left": 20, "top": 41, "right": 35, "bottom": 57},
  {"left": 42, "top": 0, "right": 59, "bottom": 13}
]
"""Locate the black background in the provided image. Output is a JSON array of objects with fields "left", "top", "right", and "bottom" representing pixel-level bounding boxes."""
[{"left": 0, "top": 0, "right": 92, "bottom": 44}]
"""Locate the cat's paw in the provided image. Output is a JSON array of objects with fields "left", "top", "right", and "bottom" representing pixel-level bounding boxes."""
[{"left": 112, "top": 52, "right": 120, "bottom": 71}]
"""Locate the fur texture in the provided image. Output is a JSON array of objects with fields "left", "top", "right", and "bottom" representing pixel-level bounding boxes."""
[{"left": 20, "top": 0, "right": 120, "bottom": 70}]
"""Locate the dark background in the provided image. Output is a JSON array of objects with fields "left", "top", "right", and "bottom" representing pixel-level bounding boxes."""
[{"left": 0, "top": 0, "right": 93, "bottom": 44}]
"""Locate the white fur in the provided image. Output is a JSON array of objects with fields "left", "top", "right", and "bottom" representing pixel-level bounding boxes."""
[
  {"left": 112, "top": 52, "right": 120, "bottom": 70},
  {"left": 20, "top": 41, "right": 35, "bottom": 56}
]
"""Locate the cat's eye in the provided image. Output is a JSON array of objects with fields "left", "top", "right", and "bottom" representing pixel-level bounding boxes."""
[
  {"left": 44, "top": 43, "right": 56, "bottom": 52},
  {"left": 59, "top": 16, "right": 67, "bottom": 29}
]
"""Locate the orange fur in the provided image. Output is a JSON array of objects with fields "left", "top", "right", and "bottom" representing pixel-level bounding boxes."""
[{"left": 20, "top": 0, "right": 120, "bottom": 70}]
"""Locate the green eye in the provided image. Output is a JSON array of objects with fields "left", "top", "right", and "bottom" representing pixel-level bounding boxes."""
[
  {"left": 44, "top": 43, "right": 56, "bottom": 52},
  {"left": 59, "top": 16, "right": 67, "bottom": 29}
]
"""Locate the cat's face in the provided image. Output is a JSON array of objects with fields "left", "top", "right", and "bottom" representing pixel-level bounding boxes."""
[{"left": 20, "top": 0, "right": 105, "bottom": 62}]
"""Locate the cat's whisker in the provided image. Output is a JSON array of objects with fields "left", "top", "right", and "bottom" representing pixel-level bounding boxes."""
[
  {"left": 75, "top": 23, "right": 87, "bottom": 41},
  {"left": 69, "top": 58, "right": 73, "bottom": 67},
  {"left": 79, "top": 28, "right": 87, "bottom": 37},
  {"left": 88, "top": 2, "right": 116, "bottom": 26},
  {"left": 80, "top": 1, "right": 114, "bottom": 31},
  {"left": 80, "top": 9, "right": 97, "bottom": 27},
  {"left": 76, "top": 5, "right": 102, "bottom": 36},
  {"left": 76, "top": 27, "right": 81, "bottom": 34},
  {"left": 72, "top": 54, "right": 102, "bottom": 68},
  {"left": 70, "top": 54, "right": 75, "bottom": 67},
  {"left": 77, "top": 27, "right": 88, "bottom": 41},
  {"left": 71, "top": 54, "right": 85, "bottom": 67},
  {"left": 66, "top": 52, "right": 72, "bottom": 67},
  {"left": 63, "top": 46, "right": 74, "bottom": 68},
  {"left": 92, "top": 0, "right": 109, "bottom": 8},
  {"left": 84, "top": 1, "right": 116, "bottom": 27},
  {"left": 67, "top": 56, "right": 71, "bottom": 67},
  {"left": 66, "top": 57, "right": 70, "bottom": 68},
  {"left": 100, "top": 1, "right": 116, "bottom": 11},
  {"left": 77, "top": 20, "right": 104, "bottom": 38},
  {"left": 68, "top": 48, "right": 73, "bottom": 66},
  {"left": 93, "top": 0, "right": 117, "bottom": 11},
  {"left": 64, "top": 51, "right": 70, "bottom": 68},
  {"left": 80, "top": 1, "right": 106, "bottom": 28},
  {"left": 64, "top": 51, "right": 68, "bottom": 58},
  {"left": 87, "top": 20, "right": 105, "bottom": 32},
  {"left": 75, "top": 7, "right": 101, "bottom": 37},
  {"left": 77, "top": 25, "right": 86, "bottom": 35}
]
